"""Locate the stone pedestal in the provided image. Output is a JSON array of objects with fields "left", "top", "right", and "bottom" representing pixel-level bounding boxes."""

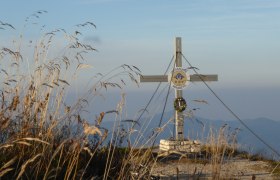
[{"left": 159, "top": 139, "right": 201, "bottom": 153}]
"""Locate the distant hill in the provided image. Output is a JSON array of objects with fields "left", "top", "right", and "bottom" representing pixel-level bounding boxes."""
[
  {"left": 152, "top": 113, "right": 280, "bottom": 159},
  {"left": 101, "top": 112, "right": 280, "bottom": 159}
]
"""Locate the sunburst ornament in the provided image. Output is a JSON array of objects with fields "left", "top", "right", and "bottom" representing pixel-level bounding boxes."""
[{"left": 174, "top": 97, "right": 187, "bottom": 112}]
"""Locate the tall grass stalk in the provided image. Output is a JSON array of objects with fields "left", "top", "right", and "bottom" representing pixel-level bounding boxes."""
[{"left": 203, "top": 125, "right": 238, "bottom": 178}]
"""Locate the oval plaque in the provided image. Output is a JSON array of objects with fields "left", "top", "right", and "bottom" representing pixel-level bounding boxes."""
[{"left": 169, "top": 67, "right": 190, "bottom": 90}]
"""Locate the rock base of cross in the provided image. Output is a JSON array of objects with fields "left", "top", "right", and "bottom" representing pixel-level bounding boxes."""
[{"left": 159, "top": 139, "right": 201, "bottom": 153}]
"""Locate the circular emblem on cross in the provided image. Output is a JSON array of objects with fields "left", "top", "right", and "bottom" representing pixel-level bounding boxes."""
[
  {"left": 174, "top": 97, "right": 187, "bottom": 112},
  {"left": 169, "top": 67, "right": 190, "bottom": 90}
]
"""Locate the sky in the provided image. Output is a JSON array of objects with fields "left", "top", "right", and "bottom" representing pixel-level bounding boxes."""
[{"left": 1, "top": 0, "right": 280, "bottom": 120}]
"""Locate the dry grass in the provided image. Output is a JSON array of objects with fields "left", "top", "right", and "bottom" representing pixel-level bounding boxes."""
[
  {"left": 1, "top": 13, "right": 279, "bottom": 180},
  {"left": 203, "top": 125, "right": 238, "bottom": 178},
  {"left": 0, "top": 15, "right": 152, "bottom": 179},
  {"left": 153, "top": 125, "right": 240, "bottom": 178}
]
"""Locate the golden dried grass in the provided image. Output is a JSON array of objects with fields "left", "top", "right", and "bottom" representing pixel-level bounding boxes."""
[{"left": 0, "top": 15, "right": 144, "bottom": 179}]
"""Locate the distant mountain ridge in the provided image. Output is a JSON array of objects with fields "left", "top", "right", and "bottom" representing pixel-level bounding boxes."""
[
  {"left": 101, "top": 112, "right": 280, "bottom": 159},
  {"left": 156, "top": 114, "right": 280, "bottom": 159}
]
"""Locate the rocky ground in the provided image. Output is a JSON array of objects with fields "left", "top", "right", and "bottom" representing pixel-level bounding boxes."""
[{"left": 151, "top": 157, "right": 278, "bottom": 179}]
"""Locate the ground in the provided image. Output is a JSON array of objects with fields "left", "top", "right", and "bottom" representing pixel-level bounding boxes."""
[{"left": 151, "top": 156, "right": 278, "bottom": 179}]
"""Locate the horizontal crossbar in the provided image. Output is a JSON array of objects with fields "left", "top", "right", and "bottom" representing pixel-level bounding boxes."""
[
  {"left": 140, "top": 74, "right": 218, "bottom": 83},
  {"left": 190, "top": 74, "right": 218, "bottom": 81},
  {"left": 139, "top": 75, "right": 168, "bottom": 82}
]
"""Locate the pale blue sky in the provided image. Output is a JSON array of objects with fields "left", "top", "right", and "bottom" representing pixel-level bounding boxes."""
[{"left": 1, "top": 0, "right": 280, "bottom": 120}]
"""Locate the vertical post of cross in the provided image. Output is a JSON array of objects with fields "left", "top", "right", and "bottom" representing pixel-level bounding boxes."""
[{"left": 175, "top": 37, "right": 184, "bottom": 141}]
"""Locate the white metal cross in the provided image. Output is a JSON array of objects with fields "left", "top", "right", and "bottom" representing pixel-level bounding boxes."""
[{"left": 140, "top": 37, "right": 218, "bottom": 141}]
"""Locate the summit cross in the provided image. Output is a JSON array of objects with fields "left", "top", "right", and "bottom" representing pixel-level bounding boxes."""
[{"left": 140, "top": 37, "right": 218, "bottom": 141}]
